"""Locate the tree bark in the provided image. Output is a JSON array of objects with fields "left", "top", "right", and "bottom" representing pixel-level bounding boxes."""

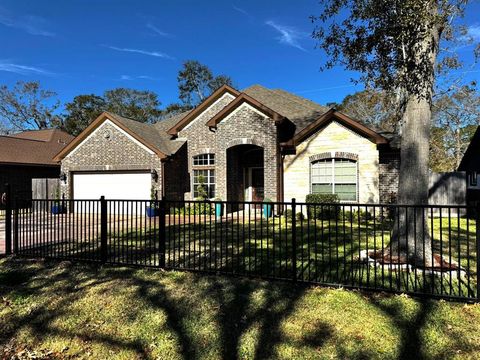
[
  {"left": 391, "top": 95, "right": 433, "bottom": 266},
  {"left": 390, "top": 12, "right": 440, "bottom": 267}
]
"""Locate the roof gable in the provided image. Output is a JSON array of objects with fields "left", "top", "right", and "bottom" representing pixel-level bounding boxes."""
[
  {"left": 205, "top": 93, "right": 286, "bottom": 128},
  {"left": 167, "top": 85, "right": 240, "bottom": 136},
  {"left": 53, "top": 112, "right": 168, "bottom": 162},
  {"left": 292, "top": 109, "right": 388, "bottom": 145}
]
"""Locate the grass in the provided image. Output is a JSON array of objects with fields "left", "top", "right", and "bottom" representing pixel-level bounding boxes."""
[
  {"left": 15, "top": 212, "right": 478, "bottom": 300},
  {"left": 1, "top": 257, "right": 480, "bottom": 359}
]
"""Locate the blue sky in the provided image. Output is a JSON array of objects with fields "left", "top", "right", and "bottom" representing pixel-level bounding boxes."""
[{"left": 0, "top": 0, "right": 479, "bottom": 111}]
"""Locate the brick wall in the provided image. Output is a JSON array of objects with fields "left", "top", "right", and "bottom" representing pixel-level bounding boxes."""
[
  {"left": 178, "top": 97, "right": 280, "bottom": 201},
  {"left": 379, "top": 150, "right": 400, "bottom": 203},
  {"left": 61, "top": 120, "right": 162, "bottom": 198}
]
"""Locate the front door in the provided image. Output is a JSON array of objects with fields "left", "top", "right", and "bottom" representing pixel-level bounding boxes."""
[{"left": 245, "top": 167, "right": 264, "bottom": 202}]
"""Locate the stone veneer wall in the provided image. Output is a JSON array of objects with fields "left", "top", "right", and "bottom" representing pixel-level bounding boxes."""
[
  {"left": 60, "top": 121, "right": 162, "bottom": 198},
  {"left": 283, "top": 121, "right": 380, "bottom": 203}
]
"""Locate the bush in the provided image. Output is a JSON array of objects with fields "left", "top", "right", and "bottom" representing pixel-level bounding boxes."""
[
  {"left": 306, "top": 194, "right": 340, "bottom": 220},
  {"left": 283, "top": 209, "right": 305, "bottom": 222},
  {"left": 296, "top": 212, "right": 305, "bottom": 222},
  {"left": 284, "top": 209, "right": 293, "bottom": 222},
  {"left": 169, "top": 202, "right": 214, "bottom": 215}
]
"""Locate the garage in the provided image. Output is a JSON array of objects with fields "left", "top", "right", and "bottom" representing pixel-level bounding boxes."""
[{"left": 73, "top": 172, "right": 151, "bottom": 200}]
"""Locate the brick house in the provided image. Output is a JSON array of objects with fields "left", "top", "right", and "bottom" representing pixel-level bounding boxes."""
[{"left": 54, "top": 84, "right": 400, "bottom": 204}]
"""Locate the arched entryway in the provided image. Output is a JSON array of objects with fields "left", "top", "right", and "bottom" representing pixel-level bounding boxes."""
[{"left": 226, "top": 144, "right": 264, "bottom": 203}]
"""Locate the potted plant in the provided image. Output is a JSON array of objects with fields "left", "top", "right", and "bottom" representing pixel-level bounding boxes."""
[
  {"left": 146, "top": 186, "right": 160, "bottom": 217},
  {"left": 213, "top": 197, "right": 223, "bottom": 218},
  {"left": 51, "top": 186, "right": 66, "bottom": 214},
  {"left": 263, "top": 198, "right": 273, "bottom": 218}
]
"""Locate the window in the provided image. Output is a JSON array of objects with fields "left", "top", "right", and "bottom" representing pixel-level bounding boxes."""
[
  {"left": 192, "top": 153, "right": 215, "bottom": 198},
  {"left": 193, "top": 169, "right": 215, "bottom": 198},
  {"left": 193, "top": 153, "right": 215, "bottom": 166},
  {"left": 311, "top": 158, "right": 357, "bottom": 201}
]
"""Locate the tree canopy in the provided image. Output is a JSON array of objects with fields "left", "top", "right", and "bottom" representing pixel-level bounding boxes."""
[
  {"left": 0, "top": 81, "right": 61, "bottom": 132},
  {"left": 177, "top": 60, "right": 233, "bottom": 106}
]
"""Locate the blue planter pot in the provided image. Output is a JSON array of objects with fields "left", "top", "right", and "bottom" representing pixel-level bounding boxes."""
[
  {"left": 263, "top": 203, "right": 272, "bottom": 218},
  {"left": 215, "top": 203, "right": 223, "bottom": 218},
  {"left": 146, "top": 206, "right": 160, "bottom": 217},
  {"left": 51, "top": 204, "right": 66, "bottom": 214}
]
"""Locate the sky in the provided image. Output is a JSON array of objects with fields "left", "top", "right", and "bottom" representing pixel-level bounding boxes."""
[{"left": 0, "top": 0, "right": 479, "bottom": 112}]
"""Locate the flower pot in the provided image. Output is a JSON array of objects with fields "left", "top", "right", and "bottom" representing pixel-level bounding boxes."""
[
  {"left": 146, "top": 206, "right": 160, "bottom": 218},
  {"left": 51, "top": 204, "right": 66, "bottom": 214},
  {"left": 215, "top": 203, "right": 223, "bottom": 218},
  {"left": 263, "top": 203, "right": 272, "bottom": 218}
]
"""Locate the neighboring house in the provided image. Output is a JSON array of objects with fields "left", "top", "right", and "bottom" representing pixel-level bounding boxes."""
[
  {"left": 458, "top": 126, "right": 480, "bottom": 205},
  {"left": 54, "top": 84, "right": 400, "bottom": 204},
  {"left": 0, "top": 129, "right": 74, "bottom": 203}
]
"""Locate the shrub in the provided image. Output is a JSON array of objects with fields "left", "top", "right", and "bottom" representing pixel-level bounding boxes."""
[
  {"left": 284, "top": 209, "right": 305, "bottom": 222},
  {"left": 306, "top": 193, "right": 340, "bottom": 220},
  {"left": 296, "top": 212, "right": 305, "bottom": 222},
  {"left": 284, "top": 209, "right": 293, "bottom": 222}
]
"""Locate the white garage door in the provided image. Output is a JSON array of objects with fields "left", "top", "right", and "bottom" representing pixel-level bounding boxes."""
[{"left": 73, "top": 172, "right": 151, "bottom": 200}]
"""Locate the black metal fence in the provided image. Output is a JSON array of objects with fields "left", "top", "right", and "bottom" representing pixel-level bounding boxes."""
[{"left": 3, "top": 195, "right": 479, "bottom": 302}]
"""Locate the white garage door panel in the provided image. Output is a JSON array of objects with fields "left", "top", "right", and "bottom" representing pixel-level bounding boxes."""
[{"left": 73, "top": 172, "right": 151, "bottom": 200}]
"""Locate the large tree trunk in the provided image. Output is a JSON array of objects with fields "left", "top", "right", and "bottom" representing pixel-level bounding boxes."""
[
  {"left": 389, "top": 14, "right": 440, "bottom": 267},
  {"left": 390, "top": 95, "right": 433, "bottom": 267}
]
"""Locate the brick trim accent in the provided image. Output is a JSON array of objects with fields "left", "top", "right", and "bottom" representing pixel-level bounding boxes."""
[
  {"left": 309, "top": 151, "right": 359, "bottom": 162},
  {"left": 226, "top": 137, "right": 265, "bottom": 149}
]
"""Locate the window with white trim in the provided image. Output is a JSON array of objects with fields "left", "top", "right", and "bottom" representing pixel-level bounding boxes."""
[
  {"left": 192, "top": 154, "right": 215, "bottom": 198},
  {"left": 193, "top": 153, "right": 215, "bottom": 166},
  {"left": 311, "top": 158, "right": 358, "bottom": 201}
]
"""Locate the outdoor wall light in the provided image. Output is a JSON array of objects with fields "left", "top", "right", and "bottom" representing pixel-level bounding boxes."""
[
  {"left": 151, "top": 169, "right": 158, "bottom": 182},
  {"left": 60, "top": 172, "right": 67, "bottom": 183}
]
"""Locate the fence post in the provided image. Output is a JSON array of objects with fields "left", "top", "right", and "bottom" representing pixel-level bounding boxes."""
[
  {"left": 4, "top": 184, "right": 11, "bottom": 255},
  {"left": 100, "top": 196, "right": 107, "bottom": 263},
  {"left": 291, "top": 198, "right": 297, "bottom": 282},
  {"left": 13, "top": 197, "right": 19, "bottom": 254},
  {"left": 476, "top": 202, "right": 480, "bottom": 300},
  {"left": 159, "top": 197, "right": 166, "bottom": 268}
]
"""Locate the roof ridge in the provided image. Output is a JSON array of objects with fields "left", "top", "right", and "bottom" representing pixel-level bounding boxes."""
[{"left": 0, "top": 135, "right": 48, "bottom": 143}]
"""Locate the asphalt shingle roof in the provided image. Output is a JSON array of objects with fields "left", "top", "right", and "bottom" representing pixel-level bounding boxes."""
[
  {"left": 99, "top": 85, "right": 399, "bottom": 156},
  {"left": 0, "top": 129, "right": 73, "bottom": 165}
]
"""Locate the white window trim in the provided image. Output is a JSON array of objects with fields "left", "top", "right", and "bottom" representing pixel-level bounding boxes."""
[
  {"left": 310, "top": 158, "right": 359, "bottom": 202},
  {"left": 192, "top": 168, "right": 216, "bottom": 199}
]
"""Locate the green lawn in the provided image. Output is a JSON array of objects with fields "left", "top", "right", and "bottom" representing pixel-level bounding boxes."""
[
  {"left": 16, "top": 213, "right": 478, "bottom": 300},
  {"left": 1, "top": 257, "right": 480, "bottom": 359}
]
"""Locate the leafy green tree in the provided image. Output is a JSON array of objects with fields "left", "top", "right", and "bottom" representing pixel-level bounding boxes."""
[
  {"left": 0, "top": 81, "right": 60, "bottom": 131},
  {"left": 104, "top": 88, "right": 162, "bottom": 123},
  {"left": 312, "top": 0, "right": 477, "bottom": 265},
  {"left": 159, "top": 102, "right": 193, "bottom": 119},
  {"left": 63, "top": 94, "right": 106, "bottom": 136},
  {"left": 177, "top": 60, "right": 233, "bottom": 106}
]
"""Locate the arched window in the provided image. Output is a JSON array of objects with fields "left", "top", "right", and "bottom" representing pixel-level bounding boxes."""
[
  {"left": 311, "top": 158, "right": 358, "bottom": 201},
  {"left": 192, "top": 154, "right": 215, "bottom": 198}
]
